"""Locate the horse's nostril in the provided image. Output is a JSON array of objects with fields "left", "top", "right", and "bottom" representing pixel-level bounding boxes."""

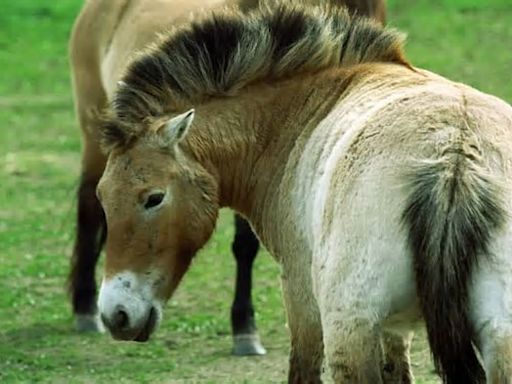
[{"left": 113, "top": 307, "right": 129, "bottom": 330}]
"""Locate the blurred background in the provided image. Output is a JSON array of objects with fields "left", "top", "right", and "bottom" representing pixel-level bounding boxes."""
[{"left": 0, "top": 0, "right": 511, "bottom": 382}]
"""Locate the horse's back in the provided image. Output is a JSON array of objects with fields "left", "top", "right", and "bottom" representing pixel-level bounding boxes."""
[
  {"left": 313, "top": 65, "right": 512, "bottom": 236},
  {"left": 70, "top": 0, "right": 236, "bottom": 99},
  {"left": 69, "top": 0, "right": 131, "bottom": 81},
  {"left": 307, "top": 63, "right": 512, "bottom": 324}
]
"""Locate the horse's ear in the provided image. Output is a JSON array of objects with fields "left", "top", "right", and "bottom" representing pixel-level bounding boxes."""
[{"left": 161, "top": 109, "right": 195, "bottom": 145}]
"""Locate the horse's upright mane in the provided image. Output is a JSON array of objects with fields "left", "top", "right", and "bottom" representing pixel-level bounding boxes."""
[{"left": 102, "top": 1, "right": 408, "bottom": 150}]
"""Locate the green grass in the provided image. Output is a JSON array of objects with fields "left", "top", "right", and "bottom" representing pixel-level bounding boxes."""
[{"left": 1, "top": 0, "right": 511, "bottom": 382}]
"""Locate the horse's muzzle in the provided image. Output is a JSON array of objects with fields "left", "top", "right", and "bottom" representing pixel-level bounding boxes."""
[
  {"left": 101, "top": 305, "right": 158, "bottom": 342},
  {"left": 98, "top": 271, "right": 163, "bottom": 341}
]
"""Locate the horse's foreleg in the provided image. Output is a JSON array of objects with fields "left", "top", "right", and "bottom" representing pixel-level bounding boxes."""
[
  {"left": 288, "top": 330, "right": 323, "bottom": 384},
  {"left": 381, "top": 330, "right": 414, "bottom": 384},
  {"left": 230, "top": 214, "right": 266, "bottom": 355},
  {"left": 282, "top": 270, "right": 323, "bottom": 383}
]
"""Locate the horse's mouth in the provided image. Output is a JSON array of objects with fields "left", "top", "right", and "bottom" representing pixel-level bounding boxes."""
[{"left": 133, "top": 306, "right": 158, "bottom": 342}]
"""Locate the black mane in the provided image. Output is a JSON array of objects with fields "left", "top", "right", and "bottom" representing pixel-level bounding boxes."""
[{"left": 102, "top": 1, "right": 407, "bottom": 150}]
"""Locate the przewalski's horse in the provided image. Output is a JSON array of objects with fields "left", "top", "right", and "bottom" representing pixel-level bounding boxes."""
[
  {"left": 68, "top": 0, "right": 386, "bottom": 358},
  {"left": 95, "top": 2, "right": 512, "bottom": 383}
]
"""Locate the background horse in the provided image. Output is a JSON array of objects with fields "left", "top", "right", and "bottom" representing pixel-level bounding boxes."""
[
  {"left": 68, "top": 0, "right": 386, "bottom": 357},
  {"left": 95, "top": 2, "right": 512, "bottom": 383}
]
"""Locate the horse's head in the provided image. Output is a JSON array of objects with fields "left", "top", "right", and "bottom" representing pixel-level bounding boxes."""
[{"left": 97, "top": 110, "right": 219, "bottom": 341}]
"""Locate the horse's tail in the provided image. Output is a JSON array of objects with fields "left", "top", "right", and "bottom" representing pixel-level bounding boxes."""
[{"left": 402, "top": 154, "right": 506, "bottom": 383}]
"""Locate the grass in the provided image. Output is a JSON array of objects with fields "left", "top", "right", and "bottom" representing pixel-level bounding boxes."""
[{"left": 0, "top": 0, "right": 511, "bottom": 382}]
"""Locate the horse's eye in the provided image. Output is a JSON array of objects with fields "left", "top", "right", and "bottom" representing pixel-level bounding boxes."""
[{"left": 144, "top": 193, "right": 165, "bottom": 209}]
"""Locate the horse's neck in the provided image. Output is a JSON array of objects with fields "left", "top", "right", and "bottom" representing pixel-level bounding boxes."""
[{"left": 190, "top": 69, "right": 355, "bottom": 254}]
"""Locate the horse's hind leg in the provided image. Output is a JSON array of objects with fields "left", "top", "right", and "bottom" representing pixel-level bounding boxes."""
[
  {"left": 381, "top": 330, "right": 414, "bottom": 384},
  {"left": 320, "top": 302, "right": 415, "bottom": 383},
  {"left": 483, "top": 338, "right": 512, "bottom": 384},
  {"left": 473, "top": 302, "right": 512, "bottom": 383},
  {"left": 315, "top": 235, "right": 415, "bottom": 382},
  {"left": 470, "top": 231, "right": 512, "bottom": 383},
  {"left": 322, "top": 312, "right": 383, "bottom": 383},
  {"left": 231, "top": 214, "right": 266, "bottom": 355}
]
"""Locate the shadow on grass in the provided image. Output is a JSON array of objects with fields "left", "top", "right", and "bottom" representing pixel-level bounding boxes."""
[{"left": 0, "top": 321, "right": 96, "bottom": 346}]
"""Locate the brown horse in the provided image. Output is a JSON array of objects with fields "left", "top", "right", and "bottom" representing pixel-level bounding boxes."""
[
  {"left": 95, "top": 2, "right": 512, "bottom": 383},
  {"left": 68, "top": 0, "right": 387, "bottom": 358}
]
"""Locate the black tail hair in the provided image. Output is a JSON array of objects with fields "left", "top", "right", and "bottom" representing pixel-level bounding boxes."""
[{"left": 402, "top": 156, "right": 506, "bottom": 383}]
